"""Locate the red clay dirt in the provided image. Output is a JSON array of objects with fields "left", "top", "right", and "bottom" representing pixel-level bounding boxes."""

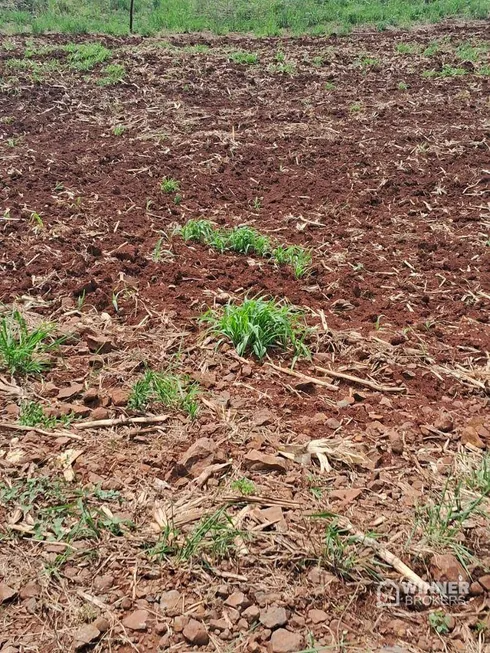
[{"left": 0, "top": 22, "right": 489, "bottom": 653}]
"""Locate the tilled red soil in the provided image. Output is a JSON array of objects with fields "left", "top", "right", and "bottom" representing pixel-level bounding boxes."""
[{"left": 0, "top": 22, "right": 489, "bottom": 653}]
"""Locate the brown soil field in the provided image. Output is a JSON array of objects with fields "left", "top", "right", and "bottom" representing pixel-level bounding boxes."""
[{"left": 0, "top": 22, "right": 489, "bottom": 653}]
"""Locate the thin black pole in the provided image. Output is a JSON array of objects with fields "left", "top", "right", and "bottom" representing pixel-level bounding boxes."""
[{"left": 129, "top": 0, "right": 134, "bottom": 33}]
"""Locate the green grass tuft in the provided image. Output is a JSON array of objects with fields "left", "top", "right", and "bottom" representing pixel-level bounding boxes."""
[
  {"left": 273, "top": 244, "right": 312, "bottom": 278},
  {"left": 201, "top": 296, "right": 310, "bottom": 360},
  {"left": 0, "top": 311, "right": 60, "bottom": 376},
  {"left": 128, "top": 368, "right": 199, "bottom": 418},
  {"left": 65, "top": 42, "right": 112, "bottom": 70},
  {"left": 160, "top": 177, "right": 180, "bottom": 193},
  {"left": 229, "top": 51, "right": 258, "bottom": 64}
]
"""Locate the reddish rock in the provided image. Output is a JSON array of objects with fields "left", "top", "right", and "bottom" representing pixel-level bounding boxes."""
[
  {"left": 0, "top": 583, "right": 17, "bottom": 604},
  {"left": 182, "top": 618, "right": 209, "bottom": 646},
  {"left": 243, "top": 605, "right": 260, "bottom": 622},
  {"left": 160, "top": 589, "right": 182, "bottom": 616},
  {"left": 85, "top": 333, "right": 114, "bottom": 354},
  {"left": 270, "top": 628, "right": 304, "bottom": 652},
  {"left": 243, "top": 451, "right": 287, "bottom": 473},
  {"left": 57, "top": 383, "right": 84, "bottom": 400},
  {"left": 477, "top": 575, "right": 490, "bottom": 591},
  {"left": 461, "top": 426, "right": 485, "bottom": 449},
  {"left": 434, "top": 414, "right": 454, "bottom": 433},
  {"left": 253, "top": 409, "right": 275, "bottom": 426},
  {"left": 176, "top": 438, "right": 216, "bottom": 475},
  {"left": 93, "top": 574, "right": 114, "bottom": 592},
  {"left": 19, "top": 581, "right": 40, "bottom": 600},
  {"left": 388, "top": 430, "right": 404, "bottom": 455},
  {"left": 92, "top": 616, "right": 110, "bottom": 633},
  {"left": 259, "top": 606, "right": 288, "bottom": 629},
  {"left": 73, "top": 623, "right": 101, "bottom": 650},
  {"left": 430, "top": 554, "right": 470, "bottom": 585},
  {"left": 122, "top": 609, "right": 149, "bottom": 631},
  {"left": 308, "top": 608, "right": 328, "bottom": 624},
  {"left": 110, "top": 389, "right": 129, "bottom": 407},
  {"left": 90, "top": 406, "right": 110, "bottom": 420},
  {"left": 225, "top": 591, "right": 251, "bottom": 610}
]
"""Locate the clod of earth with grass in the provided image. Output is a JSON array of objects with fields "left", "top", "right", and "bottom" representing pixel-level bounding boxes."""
[{"left": 201, "top": 296, "right": 310, "bottom": 359}]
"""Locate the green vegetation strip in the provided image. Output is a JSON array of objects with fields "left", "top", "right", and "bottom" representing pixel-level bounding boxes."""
[
  {"left": 176, "top": 219, "right": 312, "bottom": 278},
  {"left": 0, "top": 0, "right": 487, "bottom": 37}
]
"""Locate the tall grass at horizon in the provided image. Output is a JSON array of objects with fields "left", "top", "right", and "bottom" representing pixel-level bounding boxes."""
[{"left": 0, "top": 0, "right": 488, "bottom": 36}]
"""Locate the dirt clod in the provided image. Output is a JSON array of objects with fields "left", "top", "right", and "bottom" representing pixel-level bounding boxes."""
[{"left": 182, "top": 618, "right": 209, "bottom": 646}]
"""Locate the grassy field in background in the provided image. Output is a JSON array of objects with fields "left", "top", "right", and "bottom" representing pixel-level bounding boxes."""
[{"left": 0, "top": 0, "right": 488, "bottom": 36}]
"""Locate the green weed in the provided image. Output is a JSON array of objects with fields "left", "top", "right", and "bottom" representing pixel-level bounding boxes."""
[
  {"left": 65, "top": 42, "right": 111, "bottom": 70},
  {"left": 231, "top": 478, "right": 256, "bottom": 496},
  {"left": 29, "top": 211, "right": 44, "bottom": 234},
  {"left": 128, "top": 368, "right": 199, "bottom": 418},
  {"left": 220, "top": 226, "right": 272, "bottom": 256},
  {"left": 429, "top": 611, "right": 451, "bottom": 635},
  {"left": 160, "top": 176, "right": 180, "bottom": 193},
  {"left": 201, "top": 296, "right": 310, "bottom": 360},
  {"left": 178, "top": 218, "right": 216, "bottom": 242},
  {"left": 273, "top": 244, "right": 311, "bottom": 278},
  {"left": 0, "top": 476, "right": 128, "bottom": 543},
  {"left": 229, "top": 51, "right": 258, "bottom": 65},
  {"left": 396, "top": 42, "right": 418, "bottom": 54},
  {"left": 412, "top": 481, "right": 488, "bottom": 565},
  {"left": 112, "top": 123, "right": 125, "bottom": 136},
  {"left": 97, "top": 62, "right": 125, "bottom": 85},
  {"left": 0, "top": 310, "right": 60, "bottom": 375},
  {"left": 19, "top": 401, "right": 75, "bottom": 429},
  {"left": 397, "top": 81, "right": 408, "bottom": 90},
  {"left": 423, "top": 64, "right": 467, "bottom": 78}
]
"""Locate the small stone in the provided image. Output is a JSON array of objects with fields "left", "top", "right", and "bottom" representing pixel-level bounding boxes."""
[
  {"left": 225, "top": 591, "right": 251, "bottom": 610},
  {"left": 253, "top": 409, "right": 275, "bottom": 426},
  {"left": 243, "top": 450, "right": 287, "bottom": 473},
  {"left": 1, "top": 646, "right": 19, "bottom": 653},
  {"left": 389, "top": 430, "right": 404, "bottom": 455},
  {"left": 94, "top": 574, "right": 114, "bottom": 592},
  {"left": 209, "top": 618, "right": 228, "bottom": 631},
  {"left": 243, "top": 605, "right": 260, "bottom": 622},
  {"left": 85, "top": 334, "right": 114, "bottom": 354},
  {"left": 73, "top": 623, "right": 101, "bottom": 650},
  {"left": 110, "top": 389, "right": 129, "bottom": 407},
  {"left": 469, "top": 581, "right": 484, "bottom": 596},
  {"left": 182, "top": 618, "right": 209, "bottom": 646},
  {"left": 173, "top": 615, "right": 188, "bottom": 633},
  {"left": 326, "top": 418, "right": 341, "bottom": 429},
  {"left": 176, "top": 438, "right": 216, "bottom": 475},
  {"left": 477, "top": 575, "right": 490, "bottom": 591},
  {"left": 160, "top": 589, "right": 182, "bottom": 616},
  {"left": 0, "top": 583, "right": 17, "bottom": 604},
  {"left": 430, "top": 554, "right": 470, "bottom": 585},
  {"left": 19, "top": 581, "right": 40, "bottom": 600},
  {"left": 270, "top": 628, "right": 304, "bottom": 653},
  {"left": 122, "top": 609, "right": 149, "bottom": 631},
  {"left": 90, "top": 406, "right": 110, "bottom": 420},
  {"left": 158, "top": 633, "right": 170, "bottom": 649},
  {"left": 434, "top": 414, "right": 454, "bottom": 433},
  {"left": 259, "top": 606, "right": 288, "bottom": 629},
  {"left": 93, "top": 617, "right": 110, "bottom": 633},
  {"left": 308, "top": 608, "right": 328, "bottom": 624},
  {"left": 57, "top": 383, "right": 84, "bottom": 400},
  {"left": 461, "top": 426, "right": 485, "bottom": 449}
]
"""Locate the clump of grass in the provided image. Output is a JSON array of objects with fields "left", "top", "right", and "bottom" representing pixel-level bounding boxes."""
[
  {"left": 65, "top": 42, "right": 111, "bottom": 71},
  {"left": 220, "top": 226, "right": 272, "bottom": 256},
  {"left": 229, "top": 51, "right": 258, "bottom": 65},
  {"left": 97, "top": 63, "right": 125, "bottom": 85},
  {"left": 201, "top": 296, "right": 310, "bottom": 360},
  {"left": 423, "top": 64, "right": 467, "bottom": 78},
  {"left": 112, "top": 124, "right": 125, "bottom": 136},
  {"left": 19, "top": 401, "right": 75, "bottom": 429},
  {"left": 128, "top": 368, "right": 199, "bottom": 418},
  {"left": 397, "top": 81, "right": 408, "bottom": 90},
  {"left": 178, "top": 218, "right": 216, "bottom": 242},
  {"left": 0, "top": 311, "right": 60, "bottom": 375},
  {"left": 231, "top": 477, "right": 256, "bottom": 496},
  {"left": 273, "top": 245, "right": 311, "bottom": 278},
  {"left": 160, "top": 177, "right": 180, "bottom": 193},
  {"left": 396, "top": 42, "right": 418, "bottom": 55},
  {"left": 29, "top": 211, "right": 44, "bottom": 234},
  {"left": 412, "top": 481, "right": 488, "bottom": 565}
]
